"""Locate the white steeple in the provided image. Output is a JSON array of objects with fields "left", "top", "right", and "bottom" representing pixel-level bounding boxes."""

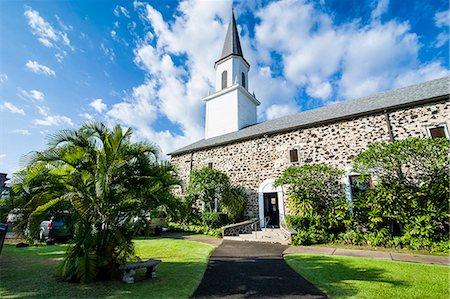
[{"left": 204, "top": 9, "right": 260, "bottom": 139}]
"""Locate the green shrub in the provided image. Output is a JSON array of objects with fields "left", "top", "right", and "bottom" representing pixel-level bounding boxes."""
[
  {"left": 221, "top": 187, "right": 245, "bottom": 222},
  {"left": 184, "top": 167, "right": 246, "bottom": 227},
  {"left": 352, "top": 137, "right": 449, "bottom": 248},
  {"left": 277, "top": 164, "right": 350, "bottom": 245},
  {"left": 186, "top": 167, "right": 230, "bottom": 213},
  {"left": 201, "top": 212, "right": 228, "bottom": 228},
  {"left": 168, "top": 222, "right": 221, "bottom": 237}
]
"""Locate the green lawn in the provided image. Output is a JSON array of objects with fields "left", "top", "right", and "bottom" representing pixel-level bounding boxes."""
[
  {"left": 0, "top": 238, "right": 214, "bottom": 299},
  {"left": 285, "top": 254, "right": 450, "bottom": 299},
  {"left": 312, "top": 243, "right": 448, "bottom": 256}
]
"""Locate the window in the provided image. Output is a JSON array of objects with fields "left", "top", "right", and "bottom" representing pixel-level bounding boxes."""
[
  {"left": 349, "top": 175, "right": 372, "bottom": 199},
  {"left": 426, "top": 124, "right": 449, "bottom": 139},
  {"left": 241, "top": 72, "right": 246, "bottom": 88},
  {"left": 221, "top": 71, "right": 227, "bottom": 89},
  {"left": 289, "top": 148, "right": 299, "bottom": 163},
  {"left": 208, "top": 162, "right": 213, "bottom": 169}
]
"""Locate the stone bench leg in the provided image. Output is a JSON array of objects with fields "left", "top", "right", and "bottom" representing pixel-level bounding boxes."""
[
  {"left": 146, "top": 266, "right": 156, "bottom": 278},
  {"left": 123, "top": 269, "right": 136, "bottom": 284}
]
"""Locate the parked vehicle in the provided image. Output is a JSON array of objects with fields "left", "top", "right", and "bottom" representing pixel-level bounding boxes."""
[{"left": 39, "top": 214, "right": 72, "bottom": 244}]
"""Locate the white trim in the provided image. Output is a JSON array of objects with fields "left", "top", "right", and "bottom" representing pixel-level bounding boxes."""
[
  {"left": 257, "top": 179, "right": 285, "bottom": 228},
  {"left": 203, "top": 84, "right": 260, "bottom": 105},
  {"left": 426, "top": 123, "right": 449, "bottom": 138},
  {"left": 344, "top": 171, "right": 360, "bottom": 213}
]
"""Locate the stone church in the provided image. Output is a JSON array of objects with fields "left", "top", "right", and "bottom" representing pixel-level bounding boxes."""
[{"left": 170, "top": 11, "right": 450, "bottom": 229}]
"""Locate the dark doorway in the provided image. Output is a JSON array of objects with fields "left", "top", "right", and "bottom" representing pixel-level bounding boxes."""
[{"left": 263, "top": 192, "right": 279, "bottom": 227}]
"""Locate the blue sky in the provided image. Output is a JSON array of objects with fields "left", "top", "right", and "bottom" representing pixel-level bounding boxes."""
[{"left": 0, "top": 0, "right": 448, "bottom": 176}]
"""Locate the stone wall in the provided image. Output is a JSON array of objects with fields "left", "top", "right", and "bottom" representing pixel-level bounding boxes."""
[{"left": 171, "top": 100, "right": 450, "bottom": 219}]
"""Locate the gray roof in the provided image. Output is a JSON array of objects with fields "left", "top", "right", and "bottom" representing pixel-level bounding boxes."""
[
  {"left": 170, "top": 76, "right": 450, "bottom": 156},
  {"left": 219, "top": 9, "right": 243, "bottom": 60}
]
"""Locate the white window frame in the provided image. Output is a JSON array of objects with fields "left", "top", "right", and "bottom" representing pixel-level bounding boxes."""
[{"left": 426, "top": 123, "right": 449, "bottom": 139}]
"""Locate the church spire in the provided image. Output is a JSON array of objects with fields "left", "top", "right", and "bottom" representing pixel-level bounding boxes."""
[{"left": 220, "top": 8, "right": 244, "bottom": 59}]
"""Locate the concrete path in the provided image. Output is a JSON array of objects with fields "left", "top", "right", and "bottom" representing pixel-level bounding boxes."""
[
  {"left": 283, "top": 246, "right": 449, "bottom": 266},
  {"left": 192, "top": 240, "right": 327, "bottom": 299}
]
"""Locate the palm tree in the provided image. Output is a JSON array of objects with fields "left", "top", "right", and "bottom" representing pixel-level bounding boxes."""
[{"left": 12, "top": 121, "right": 180, "bottom": 283}]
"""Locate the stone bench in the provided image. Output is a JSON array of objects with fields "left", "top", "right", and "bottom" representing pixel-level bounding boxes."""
[{"left": 119, "top": 258, "right": 161, "bottom": 284}]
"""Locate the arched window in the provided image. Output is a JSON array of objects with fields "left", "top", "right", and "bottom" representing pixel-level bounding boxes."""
[
  {"left": 241, "top": 72, "right": 246, "bottom": 88},
  {"left": 221, "top": 71, "right": 227, "bottom": 89}
]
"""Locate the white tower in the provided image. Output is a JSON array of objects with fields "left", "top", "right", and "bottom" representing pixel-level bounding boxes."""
[{"left": 204, "top": 9, "right": 260, "bottom": 139}]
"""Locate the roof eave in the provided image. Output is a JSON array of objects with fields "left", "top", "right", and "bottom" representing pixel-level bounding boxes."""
[
  {"left": 169, "top": 94, "right": 449, "bottom": 156},
  {"left": 214, "top": 54, "right": 250, "bottom": 69}
]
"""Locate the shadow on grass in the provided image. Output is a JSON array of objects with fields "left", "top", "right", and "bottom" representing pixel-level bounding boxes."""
[
  {"left": 285, "top": 255, "right": 410, "bottom": 298},
  {"left": 0, "top": 244, "right": 209, "bottom": 299}
]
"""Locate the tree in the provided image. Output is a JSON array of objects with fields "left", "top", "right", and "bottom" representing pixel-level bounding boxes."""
[
  {"left": 186, "top": 167, "right": 245, "bottom": 223},
  {"left": 275, "top": 164, "right": 345, "bottom": 216},
  {"left": 352, "top": 137, "right": 449, "bottom": 242},
  {"left": 12, "top": 121, "right": 180, "bottom": 283},
  {"left": 274, "top": 164, "right": 349, "bottom": 245},
  {"left": 186, "top": 167, "right": 230, "bottom": 213}
]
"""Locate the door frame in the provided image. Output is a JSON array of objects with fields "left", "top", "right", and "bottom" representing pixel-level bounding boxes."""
[
  {"left": 258, "top": 179, "right": 285, "bottom": 228},
  {"left": 263, "top": 192, "right": 280, "bottom": 227}
]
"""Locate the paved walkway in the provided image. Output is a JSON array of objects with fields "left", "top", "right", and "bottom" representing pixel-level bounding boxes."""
[
  {"left": 283, "top": 246, "right": 449, "bottom": 266},
  {"left": 192, "top": 240, "right": 327, "bottom": 299}
]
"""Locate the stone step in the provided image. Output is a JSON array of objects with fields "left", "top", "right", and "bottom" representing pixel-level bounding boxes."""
[{"left": 223, "top": 229, "right": 289, "bottom": 245}]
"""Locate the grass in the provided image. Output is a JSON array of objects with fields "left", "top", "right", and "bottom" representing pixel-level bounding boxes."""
[
  {"left": 285, "top": 253, "right": 450, "bottom": 299},
  {"left": 0, "top": 238, "right": 214, "bottom": 299},
  {"left": 312, "top": 243, "right": 448, "bottom": 256}
]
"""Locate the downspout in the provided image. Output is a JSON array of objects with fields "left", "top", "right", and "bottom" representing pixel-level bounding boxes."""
[
  {"left": 384, "top": 111, "right": 402, "bottom": 234},
  {"left": 384, "top": 110, "right": 395, "bottom": 142},
  {"left": 189, "top": 152, "right": 193, "bottom": 174}
]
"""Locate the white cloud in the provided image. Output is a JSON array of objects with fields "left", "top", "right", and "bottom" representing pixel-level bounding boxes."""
[
  {"left": 107, "top": 80, "right": 159, "bottom": 131},
  {"left": 254, "top": 0, "right": 343, "bottom": 100},
  {"left": 371, "top": 0, "right": 389, "bottom": 20},
  {"left": 12, "top": 129, "right": 31, "bottom": 135},
  {"left": 339, "top": 21, "right": 419, "bottom": 98},
  {"left": 111, "top": 30, "right": 117, "bottom": 39},
  {"left": 114, "top": 5, "right": 130, "bottom": 18},
  {"left": 19, "top": 89, "right": 45, "bottom": 101},
  {"left": 393, "top": 62, "right": 450, "bottom": 88},
  {"left": 0, "top": 73, "right": 7, "bottom": 83},
  {"left": 55, "top": 14, "right": 72, "bottom": 31},
  {"left": 80, "top": 113, "right": 94, "bottom": 120},
  {"left": 120, "top": 6, "right": 130, "bottom": 18},
  {"left": 89, "top": 98, "right": 107, "bottom": 113},
  {"left": 24, "top": 6, "right": 73, "bottom": 51},
  {"left": 25, "top": 60, "right": 56, "bottom": 76},
  {"left": 33, "top": 104, "right": 72, "bottom": 126},
  {"left": 1, "top": 102, "right": 25, "bottom": 115},
  {"left": 33, "top": 115, "right": 73, "bottom": 126},
  {"left": 434, "top": 10, "right": 448, "bottom": 28},
  {"left": 434, "top": 10, "right": 449, "bottom": 48},
  {"left": 254, "top": 0, "right": 444, "bottom": 101},
  {"left": 266, "top": 102, "right": 299, "bottom": 120},
  {"left": 306, "top": 79, "right": 333, "bottom": 100},
  {"left": 36, "top": 105, "right": 50, "bottom": 116},
  {"left": 100, "top": 43, "right": 115, "bottom": 62},
  {"left": 0, "top": 154, "right": 5, "bottom": 159},
  {"left": 434, "top": 32, "right": 449, "bottom": 48}
]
